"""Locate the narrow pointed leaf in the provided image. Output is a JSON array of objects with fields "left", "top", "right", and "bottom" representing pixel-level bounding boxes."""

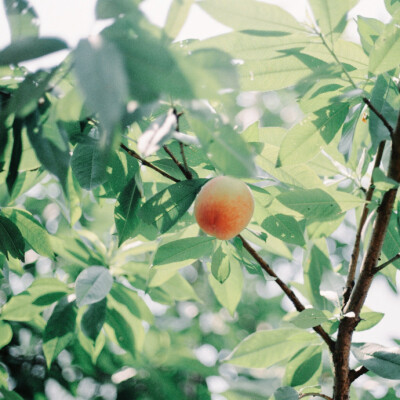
[{"left": 0, "top": 215, "right": 25, "bottom": 261}]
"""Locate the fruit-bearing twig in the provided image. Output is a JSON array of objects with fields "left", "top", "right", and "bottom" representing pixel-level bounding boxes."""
[
  {"left": 238, "top": 235, "right": 336, "bottom": 354},
  {"left": 120, "top": 143, "right": 180, "bottom": 183}
]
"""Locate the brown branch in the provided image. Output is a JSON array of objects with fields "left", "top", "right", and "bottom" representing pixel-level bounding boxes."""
[
  {"left": 120, "top": 143, "right": 180, "bottom": 183},
  {"left": 180, "top": 142, "right": 192, "bottom": 179},
  {"left": 333, "top": 110, "right": 400, "bottom": 400},
  {"left": 349, "top": 366, "right": 368, "bottom": 383},
  {"left": 238, "top": 235, "right": 336, "bottom": 353},
  {"left": 163, "top": 144, "right": 192, "bottom": 180},
  {"left": 342, "top": 140, "right": 386, "bottom": 308},
  {"left": 363, "top": 97, "right": 394, "bottom": 137},
  {"left": 373, "top": 252, "right": 400, "bottom": 274},
  {"left": 299, "top": 393, "right": 333, "bottom": 400}
]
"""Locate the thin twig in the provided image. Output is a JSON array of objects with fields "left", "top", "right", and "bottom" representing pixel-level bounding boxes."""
[
  {"left": 362, "top": 97, "right": 394, "bottom": 137},
  {"left": 373, "top": 252, "right": 400, "bottom": 274},
  {"left": 238, "top": 235, "right": 336, "bottom": 354},
  {"left": 349, "top": 366, "right": 369, "bottom": 383},
  {"left": 120, "top": 143, "right": 180, "bottom": 183},
  {"left": 343, "top": 140, "right": 386, "bottom": 308},
  {"left": 299, "top": 393, "right": 333, "bottom": 400},
  {"left": 180, "top": 142, "right": 192, "bottom": 178},
  {"left": 163, "top": 144, "right": 192, "bottom": 180}
]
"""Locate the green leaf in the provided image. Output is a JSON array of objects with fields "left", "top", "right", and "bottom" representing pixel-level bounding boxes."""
[
  {"left": 0, "top": 388, "right": 24, "bottom": 400},
  {"left": 74, "top": 38, "right": 128, "bottom": 134},
  {"left": 225, "top": 328, "right": 317, "bottom": 368},
  {"left": 200, "top": 0, "right": 306, "bottom": 33},
  {"left": 289, "top": 309, "right": 329, "bottom": 329},
  {"left": 208, "top": 252, "right": 243, "bottom": 315},
  {"left": 25, "top": 111, "right": 70, "bottom": 189},
  {"left": 385, "top": 0, "right": 400, "bottom": 17},
  {"left": 357, "top": 16, "right": 385, "bottom": 55},
  {"left": 81, "top": 298, "right": 107, "bottom": 341},
  {"left": 274, "top": 387, "right": 299, "bottom": 400},
  {"left": 356, "top": 308, "right": 384, "bottom": 331},
  {"left": 0, "top": 321, "right": 13, "bottom": 349},
  {"left": 71, "top": 141, "right": 108, "bottom": 190},
  {"left": 0, "top": 38, "right": 67, "bottom": 66},
  {"left": 382, "top": 214, "right": 400, "bottom": 269},
  {"left": 0, "top": 215, "right": 25, "bottom": 261},
  {"left": 114, "top": 176, "right": 142, "bottom": 245},
  {"left": 153, "top": 236, "right": 215, "bottom": 270},
  {"left": 0, "top": 294, "right": 42, "bottom": 321},
  {"left": 96, "top": 0, "right": 140, "bottom": 19},
  {"left": 190, "top": 118, "right": 256, "bottom": 178},
  {"left": 352, "top": 343, "right": 400, "bottom": 379},
  {"left": 4, "top": 0, "right": 38, "bottom": 40},
  {"left": 140, "top": 179, "right": 207, "bottom": 234},
  {"left": 211, "top": 243, "right": 231, "bottom": 283},
  {"left": 277, "top": 102, "right": 349, "bottom": 166},
  {"left": 309, "top": 0, "right": 357, "bottom": 42},
  {"left": 160, "top": 273, "right": 201, "bottom": 302},
  {"left": 27, "top": 278, "right": 70, "bottom": 305},
  {"left": 75, "top": 266, "right": 113, "bottom": 307},
  {"left": 6, "top": 118, "right": 23, "bottom": 194},
  {"left": 1, "top": 208, "right": 54, "bottom": 258},
  {"left": 262, "top": 214, "right": 305, "bottom": 246},
  {"left": 165, "top": 0, "right": 194, "bottom": 40},
  {"left": 43, "top": 297, "right": 77, "bottom": 368},
  {"left": 284, "top": 345, "right": 322, "bottom": 387},
  {"left": 276, "top": 188, "right": 341, "bottom": 221},
  {"left": 369, "top": 23, "right": 400, "bottom": 74}
]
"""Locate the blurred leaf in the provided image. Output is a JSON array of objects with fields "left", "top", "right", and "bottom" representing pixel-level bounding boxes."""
[
  {"left": 385, "top": 0, "right": 400, "bottom": 17},
  {"left": 140, "top": 179, "right": 207, "bottom": 234},
  {"left": 0, "top": 294, "right": 42, "bottom": 321},
  {"left": 382, "top": 214, "right": 400, "bottom": 269},
  {"left": 0, "top": 38, "right": 67, "bottom": 66},
  {"left": 289, "top": 309, "right": 328, "bottom": 329},
  {"left": 43, "top": 297, "right": 77, "bottom": 368},
  {"left": 71, "top": 141, "right": 108, "bottom": 190},
  {"left": 138, "top": 109, "right": 177, "bottom": 156},
  {"left": 190, "top": 117, "right": 256, "bottom": 178},
  {"left": 81, "top": 298, "right": 107, "bottom": 341},
  {"left": 28, "top": 278, "right": 70, "bottom": 305},
  {"left": 277, "top": 102, "right": 349, "bottom": 166},
  {"left": 284, "top": 345, "right": 322, "bottom": 387},
  {"left": 357, "top": 16, "right": 385, "bottom": 55},
  {"left": 200, "top": 0, "right": 306, "bottom": 33},
  {"left": 2, "top": 207, "right": 54, "bottom": 259},
  {"left": 208, "top": 252, "right": 243, "bottom": 315},
  {"left": 161, "top": 273, "right": 201, "bottom": 302},
  {"left": 153, "top": 236, "right": 215, "bottom": 270},
  {"left": 0, "top": 321, "right": 13, "bottom": 349},
  {"left": 352, "top": 343, "right": 400, "bottom": 379},
  {"left": 0, "top": 388, "right": 24, "bottom": 400},
  {"left": 115, "top": 176, "right": 142, "bottom": 245},
  {"left": 211, "top": 243, "right": 231, "bottom": 283},
  {"left": 369, "top": 23, "right": 400, "bottom": 74},
  {"left": 5, "top": 118, "right": 23, "bottom": 194},
  {"left": 309, "top": 0, "right": 357, "bottom": 43},
  {"left": 4, "top": 0, "right": 38, "bottom": 40},
  {"left": 165, "top": 0, "right": 194, "bottom": 40},
  {"left": 96, "top": 0, "right": 140, "bottom": 19},
  {"left": 274, "top": 387, "right": 299, "bottom": 400},
  {"left": 75, "top": 266, "right": 113, "bottom": 307},
  {"left": 262, "top": 213, "right": 305, "bottom": 246},
  {"left": 25, "top": 111, "right": 70, "bottom": 189},
  {"left": 0, "top": 215, "right": 25, "bottom": 261},
  {"left": 226, "top": 328, "right": 317, "bottom": 368}
]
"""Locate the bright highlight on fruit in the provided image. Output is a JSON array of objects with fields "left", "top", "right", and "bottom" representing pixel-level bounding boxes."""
[{"left": 194, "top": 176, "right": 254, "bottom": 240}]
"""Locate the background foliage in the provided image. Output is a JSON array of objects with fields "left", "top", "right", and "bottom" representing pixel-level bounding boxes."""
[{"left": 1, "top": 0, "right": 400, "bottom": 399}]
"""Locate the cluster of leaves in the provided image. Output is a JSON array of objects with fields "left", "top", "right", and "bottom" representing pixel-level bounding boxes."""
[{"left": 1, "top": 0, "right": 400, "bottom": 399}]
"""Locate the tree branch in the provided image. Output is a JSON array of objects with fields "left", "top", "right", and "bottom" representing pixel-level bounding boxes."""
[
  {"left": 180, "top": 142, "right": 192, "bottom": 178},
  {"left": 362, "top": 97, "right": 394, "bottom": 137},
  {"left": 163, "top": 144, "right": 193, "bottom": 180},
  {"left": 120, "top": 143, "right": 180, "bottom": 183},
  {"left": 333, "top": 110, "right": 400, "bottom": 400},
  {"left": 373, "top": 252, "right": 400, "bottom": 274},
  {"left": 349, "top": 366, "right": 368, "bottom": 383},
  {"left": 299, "top": 393, "right": 333, "bottom": 400},
  {"left": 342, "top": 140, "right": 386, "bottom": 308},
  {"left": 238, "top": 235, "right": 336, "bottom": 353}
]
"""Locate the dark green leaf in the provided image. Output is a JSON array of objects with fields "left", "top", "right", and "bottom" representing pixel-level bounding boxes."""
[
  {"left": 43, "top": 297, "right": 77, "bottom": 368},
  {"left": 0, "top": 38, "right": 67, "bottom": 66},
  {"left": 6, "top": 118, "right": 23, "bottom": 194},
  {"left": 140, "top": 179, "right": 207, "bottom": 234},
  {"left": 115, "top": 176, "right": 142, "bottom": 245},
  {"left": 352, "top": 343, "right": 400, "bottom": 379},
  {"left": 153, "top": 236, "right": 215, "bottom": 270},
  {"left": 0, "top": 215, "right": 25, "bottom": 261},
  {"left": 4, "top": 0, "right": 38, "bottom": 40},
  {"left": 75, "top": 266, "right": 113, "bottom": 307},
  {"left": 96, "top": 0, "right": 140, "bottom": 19},
  {"left": 71, "top": 141, "right": 108, "bottom": 190},
  {"left": 81, "top": 298, "right": 107, "bottom": 341},
  {"left": 0, "top": 388, "right": 24, "bottom": 400}
]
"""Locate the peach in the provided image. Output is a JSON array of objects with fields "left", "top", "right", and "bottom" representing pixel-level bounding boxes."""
[{"left": 194, "top": 176, "right": 254, "bottom": 240}]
